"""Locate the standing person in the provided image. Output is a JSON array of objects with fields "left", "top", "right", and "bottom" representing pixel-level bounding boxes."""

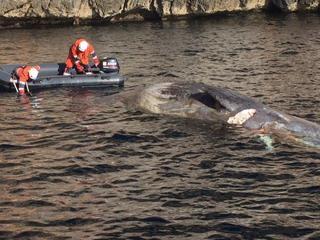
[
  {"left": 64, "top": 38, "right": 100, "bottom": 75},
  {"left": 12, "top": 65, "right": 40, "bottom": 95}
]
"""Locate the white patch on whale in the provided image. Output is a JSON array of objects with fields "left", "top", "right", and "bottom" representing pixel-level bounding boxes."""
[{"left": 227, "top": 109, "right": 256, "bottom": 125}]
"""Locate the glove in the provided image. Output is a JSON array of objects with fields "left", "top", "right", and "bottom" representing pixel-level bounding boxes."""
[
  {"left": 83, "top": 64, "right": 89, "bottom": 72},
  {"left": 19, "top": 88, "right": 25, "bottom": 95},
  {"left": 93, "top": 58, "right": 100, "bottom": 67},
  {"left": 75, "top": 63, "right": 84, "bottom": 73}
]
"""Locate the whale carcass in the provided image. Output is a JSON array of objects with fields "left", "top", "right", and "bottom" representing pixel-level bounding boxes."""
[{"left": 125, "top": 82, "right": 320, "bottom": 147}]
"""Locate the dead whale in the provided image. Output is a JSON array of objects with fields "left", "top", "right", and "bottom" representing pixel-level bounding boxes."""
[{"left": 125, "top": 82, "right": 320, "bottom": 147}]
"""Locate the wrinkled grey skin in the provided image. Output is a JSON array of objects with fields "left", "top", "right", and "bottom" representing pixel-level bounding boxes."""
[{"left": 128, "top": 82, "right": 320, "bottom": 147}]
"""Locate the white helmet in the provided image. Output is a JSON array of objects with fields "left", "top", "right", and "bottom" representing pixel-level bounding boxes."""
[
  {"left": 29, "top": 68, "right": 39, "bottom": 80},
  {"left": 78, "top": 40, "right": 88, "bottom": 52}
]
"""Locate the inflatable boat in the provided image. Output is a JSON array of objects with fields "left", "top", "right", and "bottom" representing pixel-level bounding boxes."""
[{"left": 0, "top": 58, "right": 125, "bottom": 92}]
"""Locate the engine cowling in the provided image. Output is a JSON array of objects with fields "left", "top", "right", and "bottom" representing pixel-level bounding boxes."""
[{"left": 99, "top": 57, "right": 120, "bottom": 73}]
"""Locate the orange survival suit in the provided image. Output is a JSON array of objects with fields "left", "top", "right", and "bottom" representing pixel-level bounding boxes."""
[
  {"left": 13, "top": 65, "right": 40, "bottom": 95},
  {"left": 65, "top": 39, "right": 100, "bottom": 74}
]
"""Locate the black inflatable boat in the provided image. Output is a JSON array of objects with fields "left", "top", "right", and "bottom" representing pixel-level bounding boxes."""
[{"left": 0, "top": 58, "right": 125, "bottom": 92}]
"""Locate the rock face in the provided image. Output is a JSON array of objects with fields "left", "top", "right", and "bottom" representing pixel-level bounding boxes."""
[
  {"left": 0, "top": 0, "right": 319, "bottom": 27},
  {"left": 268, "top": 0, "right": 320, "bottom": 11}
]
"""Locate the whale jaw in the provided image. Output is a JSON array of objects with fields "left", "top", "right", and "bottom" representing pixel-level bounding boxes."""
[{"left": 138, "top": 82, "right": 231, "bottom": 122}]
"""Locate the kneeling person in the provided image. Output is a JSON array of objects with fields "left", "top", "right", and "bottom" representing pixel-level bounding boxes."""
[{"left": 64, "top": 39, "right": 100, "bottom": 75}]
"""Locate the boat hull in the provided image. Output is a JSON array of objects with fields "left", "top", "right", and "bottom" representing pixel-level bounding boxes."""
[{"left": 0, "top": 63, "right": 125, "bottom": 91}]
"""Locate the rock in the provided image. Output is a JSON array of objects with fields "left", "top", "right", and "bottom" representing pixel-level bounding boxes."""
[
  {"left": 90, "top": 0, "right": 124, "bottom": 18},
  {"left": 0, "top": 0, "right": 320, "bottom": 28},
  {"left": 268, "top": 0, "right": 319, "bottom": 11}
]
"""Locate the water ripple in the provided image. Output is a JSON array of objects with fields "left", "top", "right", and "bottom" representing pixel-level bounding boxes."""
[{"left": 0, "top": 13, "right": 319, "bottom": 240}]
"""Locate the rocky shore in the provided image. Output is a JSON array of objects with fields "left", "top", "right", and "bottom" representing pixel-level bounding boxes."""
[{"left": 1, "top": 0, "right": 319, "bottom": 28}]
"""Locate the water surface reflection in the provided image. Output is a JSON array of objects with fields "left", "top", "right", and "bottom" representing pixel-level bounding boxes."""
[{"left": 0, "top": 13, "right": 319, "bottom": 240}]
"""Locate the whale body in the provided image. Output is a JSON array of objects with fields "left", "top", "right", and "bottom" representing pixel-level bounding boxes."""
[{"left": 127, "top": 82, "right": 320, "bottom": 147}]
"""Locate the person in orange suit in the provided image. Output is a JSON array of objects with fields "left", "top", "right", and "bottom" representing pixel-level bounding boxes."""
[
  {"left": 64, "top": 39, "right": 100, "bottom": 75},
  {"left": 12, "top": 65, "right": 40, "bottom": 95}
]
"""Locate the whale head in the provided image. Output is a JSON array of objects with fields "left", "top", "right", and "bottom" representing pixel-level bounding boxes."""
[
  {"left": 136, "top": 82, "right": 233, "bottom": 122},
  {"left": 135, "top": 82, "right": 265, "bottom": 124}
]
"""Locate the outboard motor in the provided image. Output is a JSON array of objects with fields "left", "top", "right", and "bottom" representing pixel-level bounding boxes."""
[{"left": 100, "top": 57, "right": 120, "bottom": 73}]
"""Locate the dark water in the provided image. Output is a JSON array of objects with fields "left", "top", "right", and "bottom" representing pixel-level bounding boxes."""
[{"left": 0, "top": 13, "right": 320, "bottom": 240}]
